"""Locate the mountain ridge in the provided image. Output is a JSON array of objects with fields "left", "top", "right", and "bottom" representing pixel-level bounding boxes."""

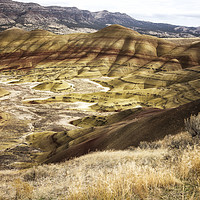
[{"left": 0, "top": 0, "right": 199, "bottom": 37}]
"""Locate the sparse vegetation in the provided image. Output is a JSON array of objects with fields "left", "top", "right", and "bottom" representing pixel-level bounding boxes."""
[
  {"left": 1, "top": 129, "right": 200, "bottom": 199},
  {"left": 13, "top": 178, "right": 33, "bottom": 200},
  {"left": 165, "top": 38, "right": 200, "bottom": 45},
  {"left": 185, "top": 113, "right": 200, "bottom": 137}
]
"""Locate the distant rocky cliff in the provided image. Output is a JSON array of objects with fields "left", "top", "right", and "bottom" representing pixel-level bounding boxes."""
[{"left": 0, "top": 0, "right": 199, "bottom": 37}]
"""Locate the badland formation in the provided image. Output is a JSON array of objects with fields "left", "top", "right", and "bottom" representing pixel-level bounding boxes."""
[{"left": 0, "top": 1, "right": 200, "bottom": 199}]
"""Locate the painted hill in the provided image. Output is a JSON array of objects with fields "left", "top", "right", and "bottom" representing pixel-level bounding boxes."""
[
  {"left": 0, "top": 25, "right": 199, "bottom": 71},
  {"left": 26, "top": 99, "right": 200, "bottom": 164},
  {"left": 0, "top": 25, "right": 199, "bottom": 168},
  {"left": 0, "top": 25, "right": 200, "bottom": 111}
]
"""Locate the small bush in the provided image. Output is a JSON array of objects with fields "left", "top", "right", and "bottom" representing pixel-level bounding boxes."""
[
  {"left": 139, "top": 132, "right": 193, "bottom": 150},
  {"left": 23, "top": 166, "right": 48, "bottom": 181},
  {"left": 185, "top": 113, "right": 200, "bottom": 137}
]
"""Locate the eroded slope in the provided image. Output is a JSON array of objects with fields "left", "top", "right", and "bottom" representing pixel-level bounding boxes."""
[
  {"left": 0, "top": 25, "right": 199, "bottom": 167},
  {"left": 27, "top": 99, "right": 200, "bottom": 164},
  {"left": 0, "top": 25, "right": 199, "bottom": 110}
]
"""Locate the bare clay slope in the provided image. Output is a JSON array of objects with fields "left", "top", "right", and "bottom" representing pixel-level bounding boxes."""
[
  {"left": 0, "top": 25, "right": 199, "bottom": 110},
  {"left": 0, "top": 25, "right": 199, "bottom": 76},
  {"left": 0, "top": 24, "right": 199, "bottom": 72},
  {"left": 0, "top": 25, "right": 200, "bottom": 167},
  {"left": 26, "top": 99, "right": 200, "bottom": 164}
]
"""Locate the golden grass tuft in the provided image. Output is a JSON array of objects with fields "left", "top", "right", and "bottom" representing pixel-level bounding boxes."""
[
  {"left": 0, "top": 145, "right": 192, "bottom": 199},
  {"left": 12, "top": 178, "right": 33, "bottom": 200}
]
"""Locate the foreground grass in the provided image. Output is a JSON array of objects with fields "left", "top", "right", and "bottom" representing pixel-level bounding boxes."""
[
  {"left": 1, "top": 113, "right": 200, "bottom": 199},
  {"left": 1, "top": 131, "right": 200, "bottom": 199}
]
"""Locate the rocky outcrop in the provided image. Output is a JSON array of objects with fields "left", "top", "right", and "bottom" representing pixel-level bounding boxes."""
[{"left": 0, "top": 0, "right": 199, "bottom": 37}]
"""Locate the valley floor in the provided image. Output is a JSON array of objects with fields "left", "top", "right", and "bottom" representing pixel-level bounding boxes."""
[{"left": 0, "top": 76, "right": 112, "bottom": 169}]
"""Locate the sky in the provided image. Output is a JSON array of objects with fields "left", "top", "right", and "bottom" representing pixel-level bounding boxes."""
[{"left": 14, "top": 0, "right": 200, "bottom": 27}]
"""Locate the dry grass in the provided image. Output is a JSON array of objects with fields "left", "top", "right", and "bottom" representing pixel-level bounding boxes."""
[
  {"left": 0, "top": 139, "right": 199, "bottom": 200},
  {"left": 1, "top": 115, "right": 200, "bottom": 199}
]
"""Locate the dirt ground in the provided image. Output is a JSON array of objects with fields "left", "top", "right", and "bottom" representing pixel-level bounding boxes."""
[{"left": 0, "top": 76, "right": 111, "bottom": 169}]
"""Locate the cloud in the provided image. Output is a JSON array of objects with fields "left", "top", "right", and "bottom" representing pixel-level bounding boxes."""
[
  {"left": 130, "top": 13, "right": 200, "bottom": 27},
  {"left": 13, "top": 0, "right": 200, "bottom": 27},
  {"left": 15, "top": 0, "right": 200, "bottom": 15},
  {"left": 180, "top": 14, "right": 200, "bottom": 18}
]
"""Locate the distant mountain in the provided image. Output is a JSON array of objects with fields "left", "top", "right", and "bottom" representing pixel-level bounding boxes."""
[{"left": 0, "top": 0, "right": 199, "bottom": 37}]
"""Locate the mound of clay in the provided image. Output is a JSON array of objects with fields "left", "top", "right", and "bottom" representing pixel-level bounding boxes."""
[
  {"left": 1, "top": 25, "right": 198, "bottom": 110},
  {"left": 26, "top": 99, "right": 200, "bottom": 164},
  {"left": 0, "top": 87, "right": 9, "bottom": 97},
  {"left": 0, "top": 25, "right": 199, "bottom": 73},
  {"left": 0, "top": 25, "right": 200, "bottom": 168},
  {"left": 33, "top": 81, "right": 73, "bottom": 92}
]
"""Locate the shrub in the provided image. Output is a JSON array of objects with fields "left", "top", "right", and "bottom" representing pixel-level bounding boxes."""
[
  {"left": 23, "top": 166, "right": 48, "bottom": 181},
  {"left": 185, "top": 113, "right": 200, "bottom": 137}
]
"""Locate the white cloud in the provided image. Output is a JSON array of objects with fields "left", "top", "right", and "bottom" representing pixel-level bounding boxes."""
[
  {"left": 13, "top": 0, "right": 200, "bottom": 26},
  {"left": 131, "top": 13, "right": 200, "bottom": 27}
]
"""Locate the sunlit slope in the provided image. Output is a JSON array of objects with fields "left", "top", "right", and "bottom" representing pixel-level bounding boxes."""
[
  {"left": 30, "top": 65, "right": 200, "bottom": 110},
  {"left": 1, "top": 24, "right": 199, "bottom": 73},
  {"left": 0, "top": 25, "right": 200, "bottom": 167},
  {"left": 33, "top": 80, "right": 73, "bottom": 92},
  {"left": 0, "top": 87, "right": 9, "bottom": 97},
  {"left": 0, "top": 25, "right": 199, "bottom": 110}
]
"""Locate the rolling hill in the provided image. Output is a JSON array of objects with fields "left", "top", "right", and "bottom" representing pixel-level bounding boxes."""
[{"left": 0, "top": 24, "right": 199, "bottom": 167}]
